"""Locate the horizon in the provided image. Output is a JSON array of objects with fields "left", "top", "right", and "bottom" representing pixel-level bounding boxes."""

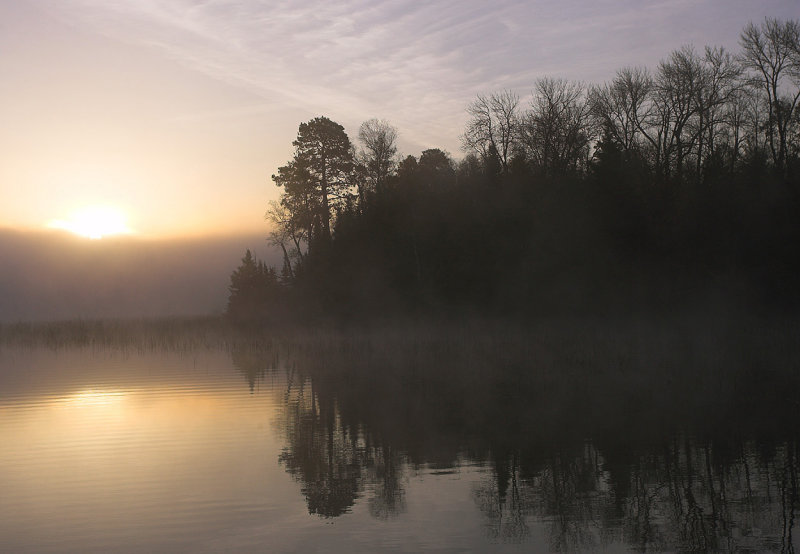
[{"left": 0, "top": 227, "right": 280, "bottom": 322}]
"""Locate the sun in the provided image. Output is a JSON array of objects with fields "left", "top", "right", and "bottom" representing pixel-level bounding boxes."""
[{"left": 48, "top": 205, "right": 133, "bottom": 239}]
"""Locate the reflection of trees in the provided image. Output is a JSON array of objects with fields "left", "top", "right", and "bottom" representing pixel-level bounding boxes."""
[
  {"left": 475, "top": 443, "right": 617, "bottom": 550},
  {"left": 231, "top": 347, "right": 276, "bottom": 393},
  {"left": 780, "top": 441, "right": 797, "bottom": 554},
  {"left": 633, "top": 437, "right": 799, "bottom": 553},
  {"left": 473, "top": 452, "right": 530, "bottom": 543},
  {"left": 278, "top": 374, "right": 361, "bottom": 517},
  {"left": 473, "top": 437, "right": 799, "bottom": 552},
  {"left": 365, "top": 445, "right": 406, "bottom": 520},
  {"left": 364, "top": 446, "right": 406, "bottom": 520},
  {"left": 276, "top": 369, "right": 407, "bottom": 519},
  {"left": 229, "top": 326, "right": 800, "bottom": 549}
]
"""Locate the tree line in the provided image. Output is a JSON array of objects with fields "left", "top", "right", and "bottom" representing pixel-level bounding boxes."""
[{"left": 228, "top": 18, "right": 800, "bottom": 323}]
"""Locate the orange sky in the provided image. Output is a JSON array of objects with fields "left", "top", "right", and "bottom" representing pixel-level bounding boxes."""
[{"left": 1, "top": 3, "right": 295, "bottom": 238}]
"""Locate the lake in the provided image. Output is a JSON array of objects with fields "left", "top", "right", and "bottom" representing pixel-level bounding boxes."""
[{"left": 0, "top": 318, "right": 798, "bottom": 552}]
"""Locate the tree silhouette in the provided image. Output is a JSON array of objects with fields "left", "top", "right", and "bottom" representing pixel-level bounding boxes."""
[
  {"left": 739, "top": 18, "right": 800, "bottom": 172},
  {"left": 462, "top": 91, "right": 520, "bottom": 175},
  {"left": 358, "top": 118, "right": 398, "bottom": 198},
  {"left": 519, "top": 78, "right": 594, "bottom": 177},
  {"left": 237, "top": 18, "right": 800, "bottom": 323},
  {"left": 226, "top": 249, "right": 282, "bottom": 324},
  {"left": 272, "top": 116, "right": 355, "bottom": 250}
]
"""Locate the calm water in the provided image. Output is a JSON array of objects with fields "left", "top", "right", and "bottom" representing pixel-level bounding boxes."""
[{"left": 0, "top": 322, "right": 798, "bottom": 552}]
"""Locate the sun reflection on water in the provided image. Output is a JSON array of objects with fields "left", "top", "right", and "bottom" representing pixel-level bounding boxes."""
[{"left": 60, "top": 389, "right": 127, "bottom": 407}]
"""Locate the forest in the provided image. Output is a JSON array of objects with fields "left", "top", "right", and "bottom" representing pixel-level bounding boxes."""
[{"left": 228, "top": 18, "right": 800, "bottom": 324}]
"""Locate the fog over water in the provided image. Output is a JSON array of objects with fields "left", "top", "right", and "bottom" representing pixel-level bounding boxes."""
[{"left": 0, "top": 229, "right": 280, "bottom": 322}]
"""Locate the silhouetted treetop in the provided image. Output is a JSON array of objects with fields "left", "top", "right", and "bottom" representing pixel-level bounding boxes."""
[{"left": 272, "top": 116, "right": 355, "bottom": 250}]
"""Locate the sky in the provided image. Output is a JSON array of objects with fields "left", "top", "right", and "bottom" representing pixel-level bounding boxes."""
[{"left": 1, "top": 0, "right": 797, "bottom": 239}]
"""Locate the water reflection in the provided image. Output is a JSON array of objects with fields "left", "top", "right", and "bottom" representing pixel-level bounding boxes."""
[
  {"left": 0, "top": 346, "right": 301, "bottom": 553},
  {"left": 231, "top": 347, "right": 272, "bottom": 393},
  {"left": 242, "top": 326, "right": 800, "bottom": 552},
  {"left": 275, "top": 366, "right": 407, "bottom": 519},
  {"left": 2, "top": 321, "right": 798, "bottom": 552},
  {"left": 470, "top": 438, "right": 800, "bottom": 552}
]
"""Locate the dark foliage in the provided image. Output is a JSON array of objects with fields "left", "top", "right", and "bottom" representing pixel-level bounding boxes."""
[
  {"left": 232, "top": 19, "right": 800, "bottom": 324},
  {"left": 226, "top": 249, "right": 287, "bottom": 325},
  {"left": 270, "top": 147, "right": 799, "bottom": 321}
]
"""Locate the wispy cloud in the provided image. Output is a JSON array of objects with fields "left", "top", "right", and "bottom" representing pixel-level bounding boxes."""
[{"left": 39, "top": 0, "right": 799, "bottom": 153}]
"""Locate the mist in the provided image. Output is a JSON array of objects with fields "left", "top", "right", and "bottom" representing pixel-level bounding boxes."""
[{"left": 0, "top": 228, "right": 280, "bottom": 322}]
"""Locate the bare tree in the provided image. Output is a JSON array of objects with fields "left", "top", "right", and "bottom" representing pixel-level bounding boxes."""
[
  {"left": 719, "top": 84, "right": 759, "bottom": 170},
  {"left": 358, "top": 119, "right": 398, "bottom": 196},
  {"left": 654, "top": 46, "right": 708, "bottom": 182},
  {"left": 739, "top": 18, "right": 800, "bottom": 171},
  {"left": 691, "top": 47, "right": 744, "bottom": 178},
  {"left": 519, "top": 78, "right": 594, "bottom": 177},
  {"left": 590, "top": 67, "right": 655, "bottom": 155},
  {"left": 266, "top": 200, "right": 306, "bottom": 280},
  {"left": 462, "top": 91, "right": 520, "bottom": 174}
]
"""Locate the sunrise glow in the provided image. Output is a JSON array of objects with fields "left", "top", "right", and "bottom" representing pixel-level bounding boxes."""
[{"left": 48, "top": 206, "right": 133, "bottom": 239}]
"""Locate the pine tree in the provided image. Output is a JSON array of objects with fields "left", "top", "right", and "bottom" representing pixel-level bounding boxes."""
[{"left": 227, "top": 250, "right": 284, "bottom": 324}]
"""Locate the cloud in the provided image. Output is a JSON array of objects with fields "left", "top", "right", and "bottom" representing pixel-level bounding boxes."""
[{"left": 37, "top": 0, "right": 799, "bottom": 154}]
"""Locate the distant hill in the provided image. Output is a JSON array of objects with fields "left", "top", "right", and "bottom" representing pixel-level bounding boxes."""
[{"left": 0, "top": 228, "right": 281, "bottom": 322}]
